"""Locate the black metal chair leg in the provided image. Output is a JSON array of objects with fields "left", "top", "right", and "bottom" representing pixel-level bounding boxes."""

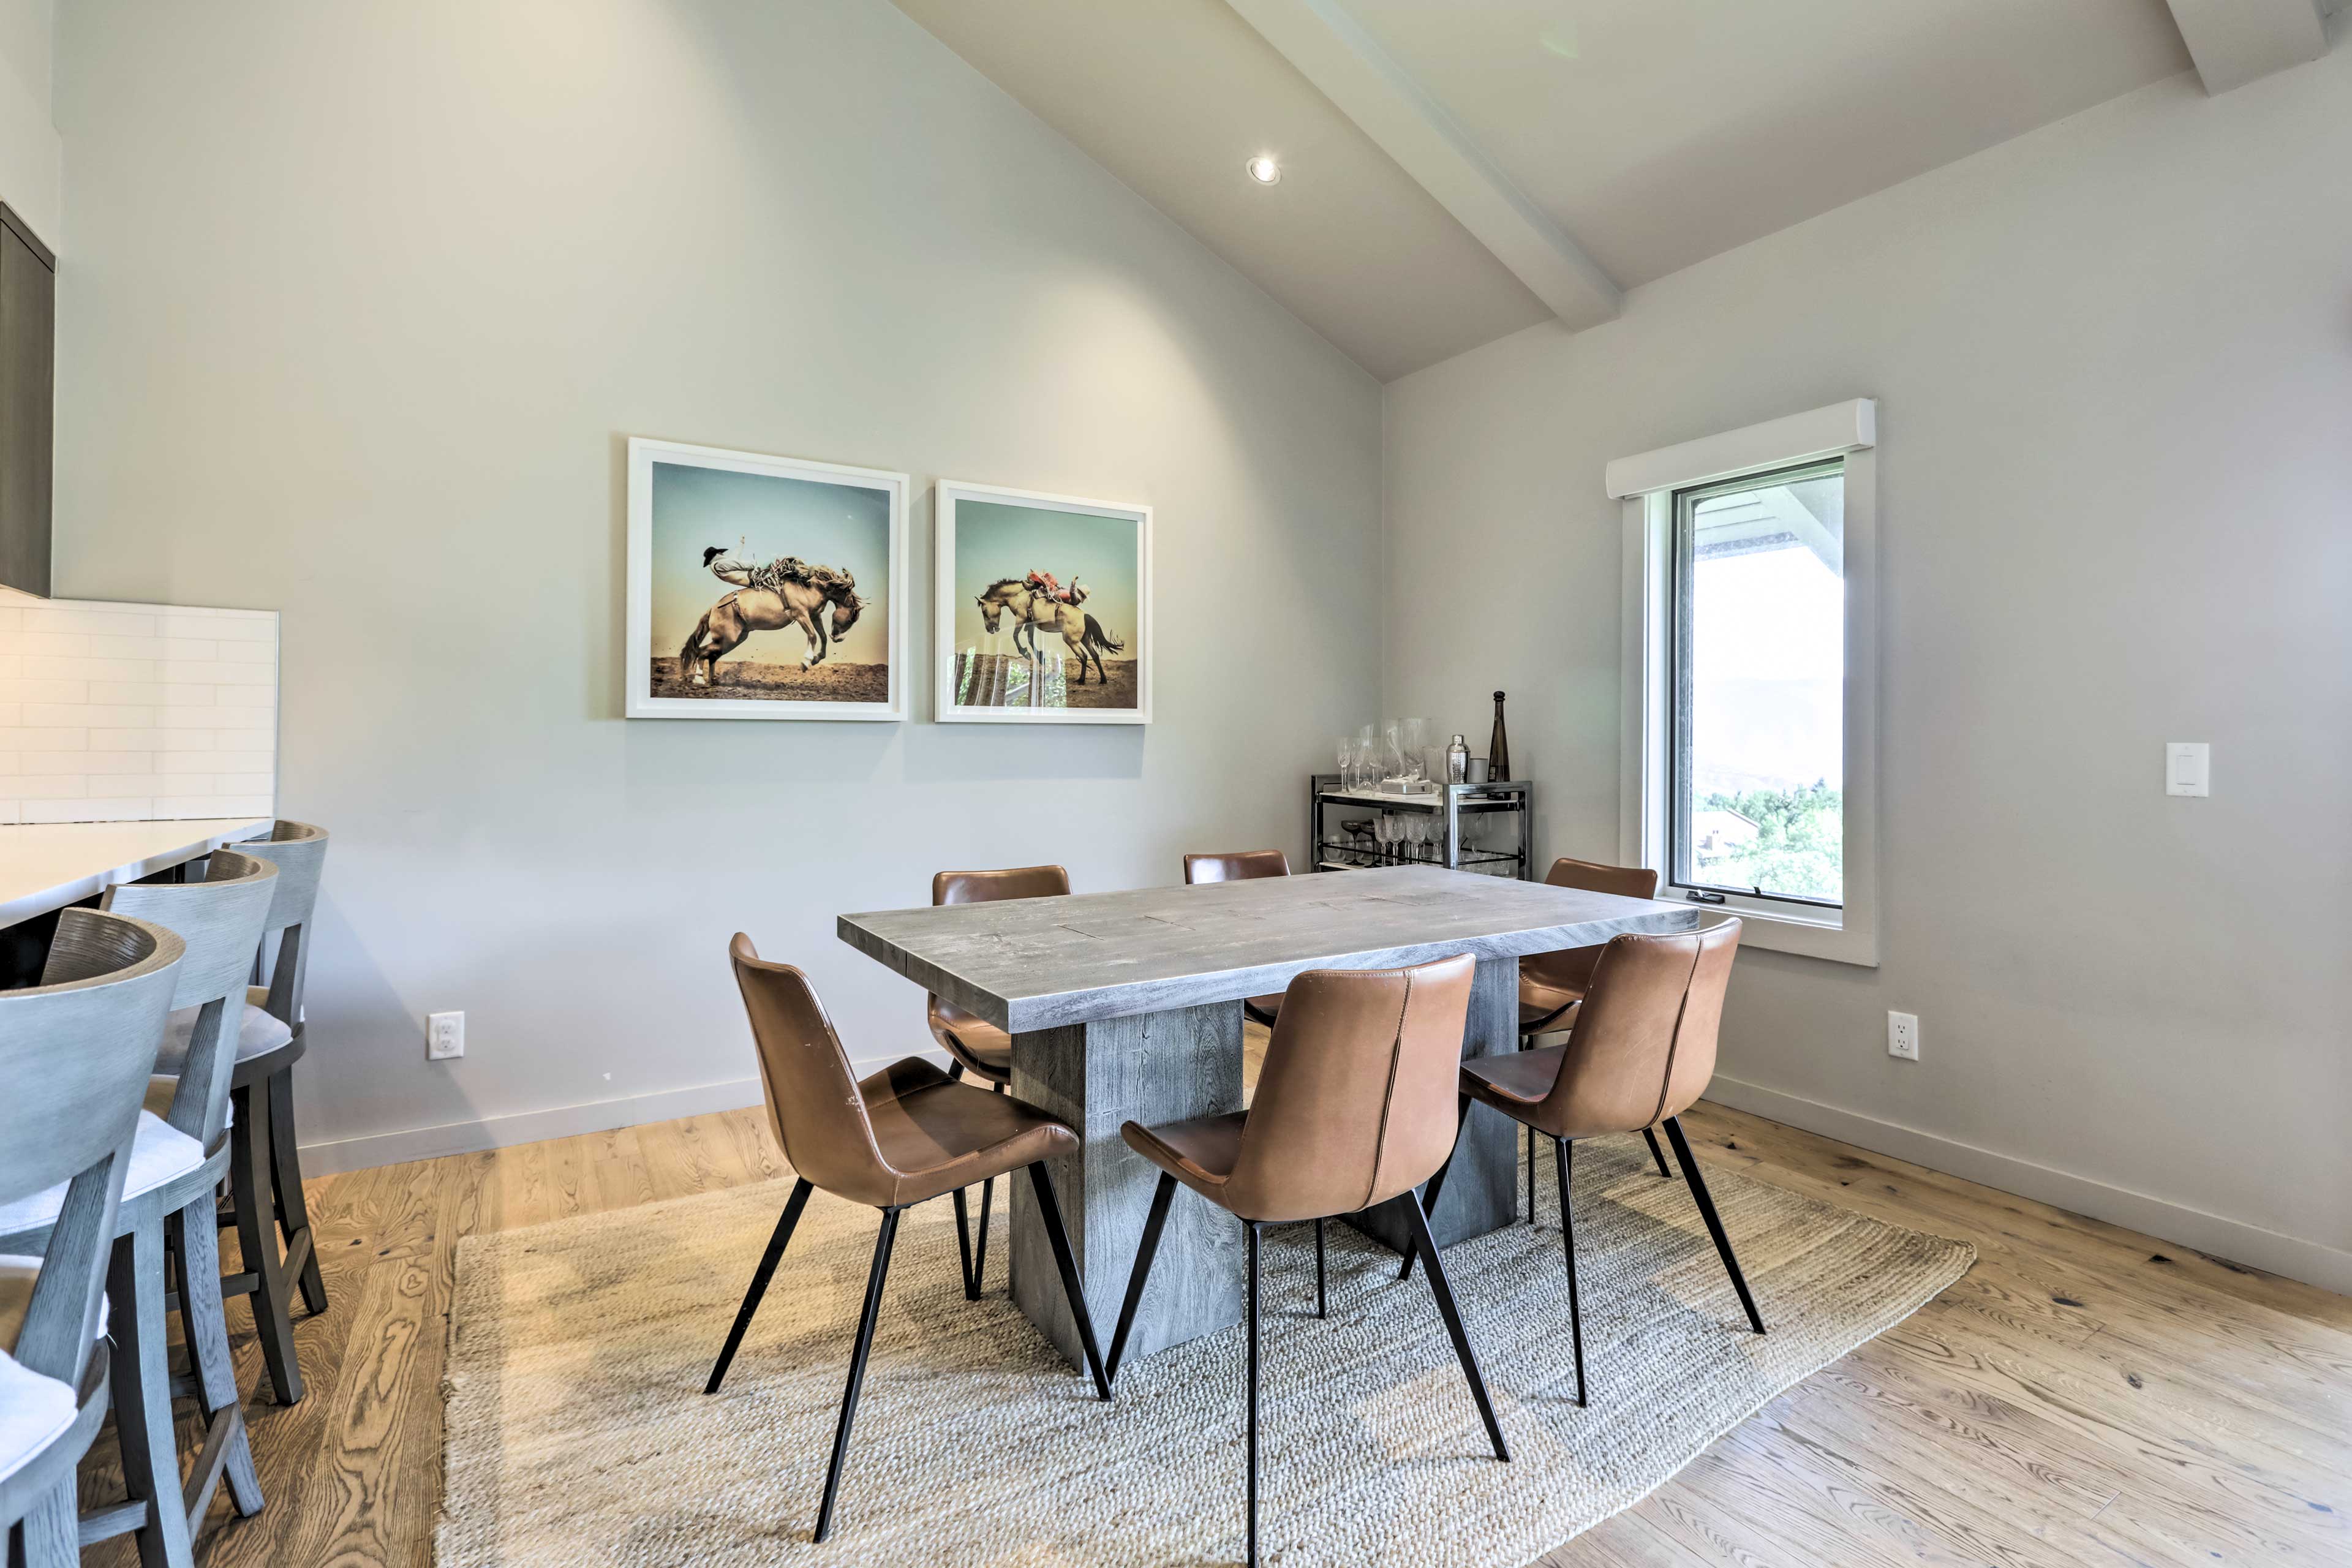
[
  {"left": 1026, "top": 1163, "right": 1113, "bottom": 1400},
  {"left": 1107, "top": 1170, "right": 1177, "bottom": 1382},
  {"left": 1246, "top": 1220, "right": 1262, "bottom": 1568},
  {"left": 1662, "top": 1117, "right": 1765, "bottom": 1334},
  {"left": 1313, "top": 1218, "right": 1326, "bottom": 1318},
  {"left": 705, "top": 1177, "right": 812, "bottom": 1394},
  {"left": 1642, "top": 1125, "right": 1673, "bottom": 1180},
  {"left": 974, "top": 1175, "right": 993, "bottom": 1292},
  {"left": 1399, "top": 1187, "right": 1510, "bottom": 1461},
  {"left": 1555, "top": 1138, "right": 1586, "bottom": 1407},
  {"left": 1397, "top": 1095, "right": 1470, "bottom": 1283},
  {"left": 813, "top": 1207, "right": 902, "bottom": 1544},
  {"left": 952, "top": 1186, "right": 980, "bottom": 1300},
  {"left": 1520, "top": 1033, "right": 1536, "bottom": 1224}
]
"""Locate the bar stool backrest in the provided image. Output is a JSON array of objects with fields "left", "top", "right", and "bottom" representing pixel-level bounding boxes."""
[
  {"left": 231, "top": 820, "right": 329, "bottom": 1027},
  {"left": 1542, "top": 919, "right": 1743, "bottom": 1135},
  {"left": 102, "top": 848, "right": 277, "bottom": 1150},
  {"left": 1182, "top": 850, "right": 1289, "bottom": 884},
  {"left": 728, "top": 933, "right": 897, "bottom": 1208},
  {"left": 1226, "top": 952, "right": 1474, "bottom": 1224},
  {"left": 0, "top": 910, "right": 184, "bottom": 1385}
]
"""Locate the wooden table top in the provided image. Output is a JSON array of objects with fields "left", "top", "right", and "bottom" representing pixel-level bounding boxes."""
[{"left": 838, "top": 865, "right": 1700, "bottom": 1032}]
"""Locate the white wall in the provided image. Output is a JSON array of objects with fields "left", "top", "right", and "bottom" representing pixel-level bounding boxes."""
[
  {"left": 0, "top": 0, "right": 55, "bottom": 246},
  {"left": 50, "top": 0, "right": 1382, "bottom": 1167},
  {"left": 1384, "top": 50, "right": 2352, "bottom": 1287}
]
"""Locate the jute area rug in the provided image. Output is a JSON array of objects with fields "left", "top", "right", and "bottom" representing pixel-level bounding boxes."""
[{"left": 438, "top": 1134, "right": 1971, "bottom": 1567}]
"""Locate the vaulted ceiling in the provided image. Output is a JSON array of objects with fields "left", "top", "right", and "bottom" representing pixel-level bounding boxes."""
[{"left": 891, "top": 0, "right": 2337, "bottom": 380}]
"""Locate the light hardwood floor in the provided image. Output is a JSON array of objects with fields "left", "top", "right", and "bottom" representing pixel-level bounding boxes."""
[{"left": 97, "top": 1063, "right": 2352, "bottom": 1567}]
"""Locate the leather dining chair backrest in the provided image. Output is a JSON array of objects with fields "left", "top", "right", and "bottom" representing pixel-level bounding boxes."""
[
  {"left": 1222, "top": 952, "right": 1474, "bottom": 1224},
  {"left": 1540, "top": 919, "right": 1743, "bottom": 1136},
  {"left": 1182, "top": 850, "right": 1289, "bottom": 884},
  {"left": 1542, "top": 856, "right": 1660, "bottom": 901},
  {"left": 102, "top": 849, "right": 277, "bottom": 1150},
  {"left": 0, "top": 910, "right": 184, "bottom": 1385},
  {"left": 729, "top": 933, "right": 896, "bottom": 1208},
  {"left": 932, "top": 865, "right": 1069, "bottom": 906},
  {"left": 230, "top": 820, "right": 329, "bottom": 1028}
]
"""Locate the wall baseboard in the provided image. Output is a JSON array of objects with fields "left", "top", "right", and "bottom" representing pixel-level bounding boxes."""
[
  {"left": 295, "top": 1050, "right": 951, "bottom": 1177},
  {"left": 1707, "top": 1074, "right": 2352, "bottom": 1297}
]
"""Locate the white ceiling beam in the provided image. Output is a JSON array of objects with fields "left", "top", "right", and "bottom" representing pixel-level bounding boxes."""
[
  {"left": 2163, "top": 0, "right": 2330, "bottom": 94},
  {"left": 1223, "top": 0, "right": 1620, "bottom": 331}
]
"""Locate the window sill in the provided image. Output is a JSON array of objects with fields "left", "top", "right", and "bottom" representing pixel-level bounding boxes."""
[{"left": 1687, "top": 898, "right": 1878, "bottom": 967}]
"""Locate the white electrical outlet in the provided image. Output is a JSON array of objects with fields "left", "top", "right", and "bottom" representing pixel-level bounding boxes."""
[
  {"left": 428, "top": 1011, "right": 465, "bottom": 1060},
  {"left": 1887, "top": 1011, "right": 1919, "bottom": 1061}
]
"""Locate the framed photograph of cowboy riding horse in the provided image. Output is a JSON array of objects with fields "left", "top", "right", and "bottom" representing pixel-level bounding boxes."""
[
  {"left": 626, "top": 437, "right": 908, "bottom": 721},
  {"left": 934, "top": 480, "right": 1152, "bottom": 725}
]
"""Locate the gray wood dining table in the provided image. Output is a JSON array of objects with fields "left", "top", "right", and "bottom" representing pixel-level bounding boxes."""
[{"left": 837, "top": 864, "right": 1699, "bottom": 1371}]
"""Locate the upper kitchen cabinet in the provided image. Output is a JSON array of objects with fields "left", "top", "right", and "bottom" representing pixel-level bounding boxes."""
[{"left": 0, "top": 202, "right": 52, "bottom": 597}]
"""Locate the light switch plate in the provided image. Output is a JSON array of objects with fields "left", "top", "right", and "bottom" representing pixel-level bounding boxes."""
[{"left": 2166, "top": 742, "right": 2209, "bottom": 797}]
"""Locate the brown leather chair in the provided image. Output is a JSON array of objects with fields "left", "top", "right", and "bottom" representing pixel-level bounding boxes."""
[
  {"left": 1109, "top": 953, "right": 1507, "bottom": 1568},
  {"left": 1518, "top": 857, "right": 1675, "bottom": 1209},
  {"left": 706, "top": 934, "right": 1110, "bottom": 1544},
  {"left": 1413, "top": 919, "right": 1762, "bottom": 1408},
  {"left": 924, "top": 864, "right": 1069, "bottom": 1298},
  {"left": 1181, "top": 850, "right": 1290, "bottom": 1027}
]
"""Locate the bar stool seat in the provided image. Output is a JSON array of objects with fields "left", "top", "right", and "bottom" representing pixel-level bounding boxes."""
[
  {"left": 1462, "top": 1044, "right": 1566, "bottom": 1109},
  {"left": 154, "top": 1000, "right": 292, "bottom": 1071},
  {"left": 857, "top": 1060, "right": 1077, "bottom": 1206},
  {"left": 0, "top": 1349, "right": 75, "bottom": 1485},
  {"left": 0, "top": 1114, "right": 206, "bottom": 1237}
]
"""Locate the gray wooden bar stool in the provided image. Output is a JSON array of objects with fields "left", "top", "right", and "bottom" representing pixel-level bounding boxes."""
[
  {"left": 211, "top": 820, "right": 330, "bottom": 1405},
  {"left": 1, "top": 850, "right": 278, "bottom": 1567},
  {"left": 0, "top": 909, "right": 184, "bottom": 1568}
]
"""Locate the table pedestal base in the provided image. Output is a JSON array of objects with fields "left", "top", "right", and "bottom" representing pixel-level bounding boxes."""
[
  {"left": 1009, "top": 999, "right": 1245, "bottom": 1371},
  {"left": 1006, "top": 954, "right": 1521, "bottom": 1371}
]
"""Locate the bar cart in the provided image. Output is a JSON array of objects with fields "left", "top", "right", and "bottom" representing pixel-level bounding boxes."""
[{"left": 1306, "top": 774, "right": 1532, "bottom": 879}]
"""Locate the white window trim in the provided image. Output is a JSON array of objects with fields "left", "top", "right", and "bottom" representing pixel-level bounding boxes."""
[{"left": 1611, "top": 399, "right": 1880, "bottom": 967}]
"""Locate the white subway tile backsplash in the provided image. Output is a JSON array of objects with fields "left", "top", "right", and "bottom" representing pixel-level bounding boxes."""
[{"left": 0, "top": 598, "right": 275, "bottom": 823}]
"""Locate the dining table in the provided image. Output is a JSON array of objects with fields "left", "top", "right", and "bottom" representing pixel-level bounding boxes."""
[{"left": 837, "top": 863, "right": 1701, "bottom": 1371}]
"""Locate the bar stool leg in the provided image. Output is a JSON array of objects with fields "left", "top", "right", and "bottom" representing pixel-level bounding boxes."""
[
  {"left": 229, "top": 1082, "right": 303, "bottom": 1405},
  {"left": 168, "top": 1202, "right": 263, "bottom": 1516},
  {"left": 267, "top": 1066, "right": 327, "bottom": 1314},
  {"left": 109, "top": 1219, "right": 197, "bottom": 1568},
  {"left": 1554, "top": 1137, "right": 1586, "bottom": 1407},
  {"left": 19, "top": 1483, "right": 77, "bottom": 1567}
]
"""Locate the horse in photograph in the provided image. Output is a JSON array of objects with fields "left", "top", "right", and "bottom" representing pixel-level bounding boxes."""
[
  {"left": 679, "top": 574, "right": 864, "bottom": 688},
  {"left": 973, "top": 578, "right": 1126, "bottom": 686}
]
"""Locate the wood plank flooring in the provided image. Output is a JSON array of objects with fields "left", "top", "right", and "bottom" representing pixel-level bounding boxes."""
[{"left": 90, "top": 1041, "right": 2350, "bottom": 1567}]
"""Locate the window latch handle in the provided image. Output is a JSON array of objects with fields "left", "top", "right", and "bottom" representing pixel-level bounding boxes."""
[{"left": 1684, "top": 889, "right": 1727, "bottom": 905}]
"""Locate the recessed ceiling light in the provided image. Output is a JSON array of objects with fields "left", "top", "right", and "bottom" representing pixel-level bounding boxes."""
[{"left": 1245, "top": 154, "right": 1281, "bottom": 186}]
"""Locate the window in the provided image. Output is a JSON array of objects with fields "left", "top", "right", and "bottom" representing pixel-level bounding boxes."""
[
  {"left": 1609, "top": 400, "right": 1879, "bottom": 966},
  {"left": 1670, "top": 460, "right": 1844, "bottom": 910}
]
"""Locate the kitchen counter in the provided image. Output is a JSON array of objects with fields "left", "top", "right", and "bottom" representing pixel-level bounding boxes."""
[{"left": 0, "top": 818, "right": 273, "bottom": 928}]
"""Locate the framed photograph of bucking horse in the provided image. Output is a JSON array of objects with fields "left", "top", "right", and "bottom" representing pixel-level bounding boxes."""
[
  {"left": 935, "top": 480, "right": 1152, "bottom": 725},
  {"left": 626, "top": 437, "right": 908, "bottom": 721}
]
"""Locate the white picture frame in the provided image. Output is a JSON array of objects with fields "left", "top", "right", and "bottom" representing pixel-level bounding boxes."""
[
  {"left": 934, "top": 480, "right": 1153, "bottom": 726},
  {"left": 626, "top": 437, "right": 908, "bottom": 722}
]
